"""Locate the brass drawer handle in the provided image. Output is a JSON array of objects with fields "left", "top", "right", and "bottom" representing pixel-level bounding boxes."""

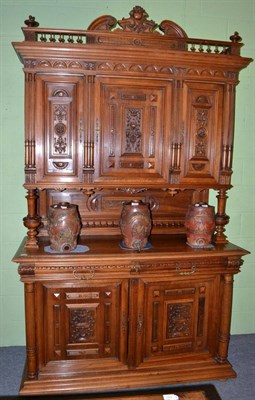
[
  {"left": 73, "top": 268, "right": 95, "bottom": 280},
  {"left": 176, "top": 263, "right": 196, "bottom": 276}
]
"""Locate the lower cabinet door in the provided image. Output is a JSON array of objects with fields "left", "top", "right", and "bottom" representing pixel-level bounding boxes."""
[
  {"left": 41, "top": 279, "right": 128, "bottom": 367},
  {"left": 137, "top": 276, "right": 220, "bottom": 366}
]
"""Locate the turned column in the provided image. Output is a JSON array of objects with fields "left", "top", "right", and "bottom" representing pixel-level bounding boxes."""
[
  {"left": 214, "top": 188, "right": 229, "bottom": 244},
  {"left": 216, "top": 274, "right": 233, "bottom": 363},
  {"left": 24, "top": 282, "right": 37, "bottom": 379},
  {"left": 23, "top": 189, "right": 41, "bottom": 248},
  {"left": 83, "top": 75, "right": 95, "bottom": 184}
]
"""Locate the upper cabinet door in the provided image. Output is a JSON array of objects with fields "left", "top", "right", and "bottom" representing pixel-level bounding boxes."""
[
  {"left": 179, "top": 81, "right": 224, "bottom": 186},
  {"left": 35, "top": 75, "right": 84, "bottom": 185},
  {"left": 93, "top": 77, "right": 173, "bottom": 186}
]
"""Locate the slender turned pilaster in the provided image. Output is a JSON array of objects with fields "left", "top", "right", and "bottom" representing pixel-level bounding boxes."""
[
  {"left": 24, "top": 282, "right": 37, "bottom": 379},
  {"left": 24, "top": 72, "right": 37, "bottom": 185},
  {"left": 216, "top": 274, "right": 233, "bottom": 363},
  {"left": 23, "top": 189, "right": 41, "bottom": 248},
  {"left": 83, "top": 75, "right": 95, "bottom": 184},
  {"left": 214, "top": 189, "right": 229, "bottom": 244}
]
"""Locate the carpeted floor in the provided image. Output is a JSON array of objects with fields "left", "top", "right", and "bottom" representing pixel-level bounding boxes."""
[{"left": 0, "top": 334, "right": 254, "bottom": 399}]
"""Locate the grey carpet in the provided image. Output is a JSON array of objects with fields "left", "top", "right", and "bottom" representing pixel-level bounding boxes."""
[{"left": 0, "top": 334, "right": 254, "bottom": 399}]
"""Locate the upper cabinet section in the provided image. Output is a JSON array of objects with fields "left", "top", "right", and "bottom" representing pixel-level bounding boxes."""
[{"left": 12, "top": 6, "right": 252, "bottom": 190}]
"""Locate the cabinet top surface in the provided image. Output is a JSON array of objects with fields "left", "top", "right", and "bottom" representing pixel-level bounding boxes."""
[
  {"left": 13, "top": 235, "right": 249, "bottom": 264},
  {"left": 13, "top": 6, "right": 252, "bottom": 69}
]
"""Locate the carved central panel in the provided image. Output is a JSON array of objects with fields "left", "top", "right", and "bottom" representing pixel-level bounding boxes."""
[
  {"left": 124, "top": 108, "right": 142, "bottom": 153},
  {"left": 166, "top": 302, "right": 193, "bottom": 338},
  {"left": 53, "top": 103, "right": 68, "bottom": 155},
  {"left": 194, "top": 96, "right": 210, "bottom": 159},
  {"left": 69, "top": 306, "right": 96, "bottom": 343},
  {"left": 49, "top": 88, "right": 72, "bottom": 161}
]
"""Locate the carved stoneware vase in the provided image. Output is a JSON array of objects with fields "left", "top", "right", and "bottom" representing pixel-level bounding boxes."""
[
  {"left": 48, "top": 202, "right": 81, "bottom": 252},
  {"left": 185, "top": 202, "right": 215, "bottom": 248},
  {"left": 120, "top": 200, "right": 152, "bottom": 250}
]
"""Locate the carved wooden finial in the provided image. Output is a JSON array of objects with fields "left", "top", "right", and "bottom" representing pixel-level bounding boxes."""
[
  {"left": 230, "top": 31, "right": 242, "bottom": 43},
  {"left": 118, "top": 6, "right": 158, "bottom": 33},
  {"left": 24, "top": 15, "right": 39, "bottom": 27}
]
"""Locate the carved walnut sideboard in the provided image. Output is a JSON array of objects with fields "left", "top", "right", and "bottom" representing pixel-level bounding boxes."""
[{"left": 12, "top": 6, "right": 252, "bottom": 396}]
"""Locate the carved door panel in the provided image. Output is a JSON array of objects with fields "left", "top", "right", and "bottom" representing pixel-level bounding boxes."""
[
  {"left": 178, "top": 82, "right": 224, "bottom": 185},
  {"left": 43, "top": 279, "right": 128, "bottom": 367},
  {"left": 137, "top": 276, "right": 218, "bottom": 366},
  {"left": 35, "top": 75, "right": 84, "bottom": 184},
  {"left": 94, "top": 77, "right": 172, "bottom": 186}
]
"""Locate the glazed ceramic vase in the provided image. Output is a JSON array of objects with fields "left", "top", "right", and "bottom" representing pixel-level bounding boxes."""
[
  {"left": 185, "top": 202, "right": 215, "bottom": 248},
  {"left": 120, "top": 200, "right": 152, "bottom": 250},
  {"left": 48, "top": 202, "right": 81, "bottom": 252}
]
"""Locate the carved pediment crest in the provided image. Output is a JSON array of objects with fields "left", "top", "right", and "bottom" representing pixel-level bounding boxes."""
[
  {"left": 88, "top": 6, "right": 187, "bottom": 38},
  {"left": 118, "top": 6, "right": 158, "bottom": 33}
]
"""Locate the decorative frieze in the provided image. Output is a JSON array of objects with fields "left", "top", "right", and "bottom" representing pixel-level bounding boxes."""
[
  {"left": 23, "top": 58, "right": 233, "bottom": 80},
  {"left": 18, "top": 258, "right": 229, "bottom": 274}
]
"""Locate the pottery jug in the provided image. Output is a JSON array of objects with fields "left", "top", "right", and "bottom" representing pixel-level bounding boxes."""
[
  {"left": 185, "top": 202, "right": 215, "bottom": 248},
  {"left": 48, "top": 202, "right": 81, "bottom": 252},
  {"left": 120, "top": 200, "right": 152, "bottom": 250}
]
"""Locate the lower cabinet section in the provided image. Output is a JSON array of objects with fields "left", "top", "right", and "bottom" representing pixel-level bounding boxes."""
[
  {"left": 14, "top": 236, "right": 248, "bottom": 395},
  {"left": 38, "top": 276, "right": 219, "bottom": 371},
  {"left": 21, "top": 275, "right": 233, "bottom": 394}
]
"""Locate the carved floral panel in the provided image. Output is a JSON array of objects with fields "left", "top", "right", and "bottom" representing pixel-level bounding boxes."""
[
  {"left": 68, "top": 305, "right": 97, "bottom": 343},
  {"left": 166, "top": 302, "right": 193, "bottom": 338}
]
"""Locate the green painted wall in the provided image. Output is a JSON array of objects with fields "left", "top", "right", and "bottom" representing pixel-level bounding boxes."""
[{"left": 0, "top": 0, "right": 254, "bottom": 346}]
